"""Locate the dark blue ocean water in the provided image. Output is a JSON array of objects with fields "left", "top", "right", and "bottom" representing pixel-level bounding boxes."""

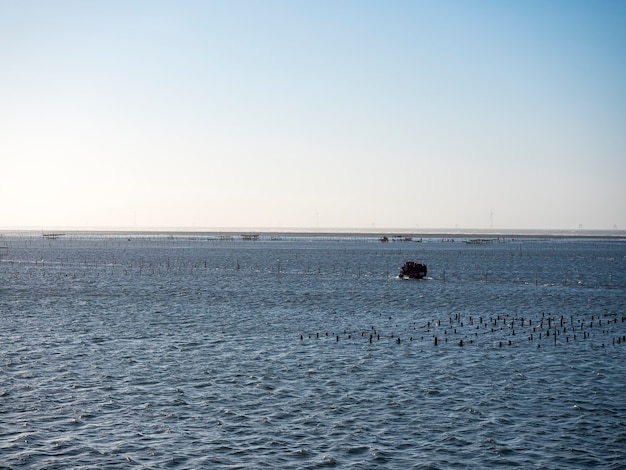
[{"left": 1, "top": 233, "right": 625, "bottom": 468}]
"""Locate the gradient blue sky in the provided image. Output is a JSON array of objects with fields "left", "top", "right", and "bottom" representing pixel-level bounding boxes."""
[{"left": 1, "top": 0, "right": 625, "bottom": 230}]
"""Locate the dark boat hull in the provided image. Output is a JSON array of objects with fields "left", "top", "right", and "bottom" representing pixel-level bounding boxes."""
[{"left": 399, "top": 261, "right": 427, "bottom": 279}]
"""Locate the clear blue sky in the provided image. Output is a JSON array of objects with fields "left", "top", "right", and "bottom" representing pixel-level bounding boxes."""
[{"left": 1, "top": 0, "right": 624, "bottom": 230}]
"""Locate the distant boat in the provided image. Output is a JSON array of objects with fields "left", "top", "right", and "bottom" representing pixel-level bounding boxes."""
[
  {"left": 464, "top": 238, "right": 496, "bottom": 245},
  {"left": 43, "top": 232, "right": 64, "bottom": 240},
  {"left": 241, "top": 234, "right": 259, "bottom": 241},
  {"left": 399, "top": 260, "right": 428, "bottom": 279}
]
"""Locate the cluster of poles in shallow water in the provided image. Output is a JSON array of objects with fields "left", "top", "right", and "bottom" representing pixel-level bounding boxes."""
[{"left": 301, "top": 312, "right": 626, "bottom": 349}]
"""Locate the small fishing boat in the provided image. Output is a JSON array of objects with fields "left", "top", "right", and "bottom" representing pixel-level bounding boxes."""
[{"left": 399, "top": 260, "right": 427, "bottom": 279}]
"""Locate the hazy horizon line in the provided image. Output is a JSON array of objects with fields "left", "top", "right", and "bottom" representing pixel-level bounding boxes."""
[{"left": 1, "top": 225, "right": 625, "bottom": 238}]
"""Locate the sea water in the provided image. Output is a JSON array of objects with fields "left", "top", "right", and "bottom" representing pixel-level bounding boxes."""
[{"left": 1, "top": 233, "right": 625, "bottom": 469}]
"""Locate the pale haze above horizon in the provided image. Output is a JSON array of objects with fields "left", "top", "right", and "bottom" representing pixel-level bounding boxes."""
[{"left": 1, "top": 0, "right": 625, "bottom": 231}]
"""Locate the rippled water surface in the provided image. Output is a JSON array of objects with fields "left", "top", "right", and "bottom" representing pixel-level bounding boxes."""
[{"left": 1, "top": 233, "right": 626, "bottom": 468}]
